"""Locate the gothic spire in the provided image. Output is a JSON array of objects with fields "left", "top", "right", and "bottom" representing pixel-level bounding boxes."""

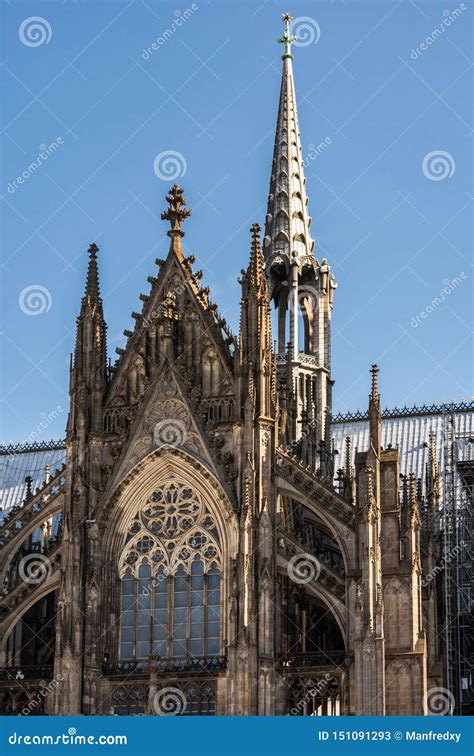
[
  {"left": 81, "top": 243, "right": 102, "bottom": 313},
  {"left": 76, "top": 242, "right": 106, "bottom": 356},
  {"left": 263, "top": 14, "right": 315, "bottom": 269},
  {"left": 368, "top": 363, "right": 381, "bottom": 456},
  {"left": 69, "top": 242, "right": 107, "bottom": 436},
  {"left": 248, "top": 223, "right": 266, "bottom": 293}
]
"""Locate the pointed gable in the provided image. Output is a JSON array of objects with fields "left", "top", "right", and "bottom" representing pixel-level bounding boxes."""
[{"left": 103, "top": 186, "right": 237, "bottom": 438}]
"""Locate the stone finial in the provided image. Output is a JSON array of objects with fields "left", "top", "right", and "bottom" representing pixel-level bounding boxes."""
[{"left": 161, "top": 184, "right": 191, "bottom": 237}]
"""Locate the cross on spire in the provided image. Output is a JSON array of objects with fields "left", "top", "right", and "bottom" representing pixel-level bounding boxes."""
[{"left": 278, "top": 13, "right": 297, "bottom": 59}]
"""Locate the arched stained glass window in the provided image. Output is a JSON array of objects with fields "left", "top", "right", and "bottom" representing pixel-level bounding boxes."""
[{"left": 118, "top": 482, "right": 222, "bottom": 663}]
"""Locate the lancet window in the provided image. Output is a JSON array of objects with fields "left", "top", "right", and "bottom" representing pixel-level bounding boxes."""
[{"left": 118, "top": 482, "right": 222, "bottom": 662}]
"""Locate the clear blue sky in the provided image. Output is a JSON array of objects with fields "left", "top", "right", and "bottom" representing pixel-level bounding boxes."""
[{"left": 1, "top": 0, "right": 472, "bottom": 442}]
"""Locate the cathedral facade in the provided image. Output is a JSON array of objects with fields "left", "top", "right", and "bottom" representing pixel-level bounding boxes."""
[{"left": 0, "top": 17, "right": 444, "bottom": 716}]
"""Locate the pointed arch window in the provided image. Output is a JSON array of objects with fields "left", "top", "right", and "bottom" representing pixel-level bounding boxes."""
[{"left": 118, "top": 482, "right": 222, "bottom": 664}]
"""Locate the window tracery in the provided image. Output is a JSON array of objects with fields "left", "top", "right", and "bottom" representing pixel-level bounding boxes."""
[{"left": 118, "top": 481, "right": 222, "bottom": 662}]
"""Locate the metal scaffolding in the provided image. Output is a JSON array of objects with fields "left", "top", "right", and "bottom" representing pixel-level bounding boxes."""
[{"left": 442, "top": 405, "right": 474, "bottom": 714}]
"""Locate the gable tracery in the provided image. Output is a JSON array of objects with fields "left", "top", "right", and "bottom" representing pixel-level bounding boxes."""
[{"left": 119, "top": 481, "right": 222, "bottom": 577}]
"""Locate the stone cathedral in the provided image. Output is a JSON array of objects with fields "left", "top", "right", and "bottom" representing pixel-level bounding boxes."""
[{"left": 0, "top": 17, "right": 444, "bottom": 716}]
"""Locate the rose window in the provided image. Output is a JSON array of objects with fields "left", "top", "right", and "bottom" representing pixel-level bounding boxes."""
[{"left": 140, "top": 483, "right": 201, "bottom": 538}]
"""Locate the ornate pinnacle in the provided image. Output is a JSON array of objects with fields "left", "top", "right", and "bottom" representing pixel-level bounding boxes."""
[
  {"left": 161, "top": 184, "right": 191, "bottom": 237},
  {"left": 248, "top": 224, "right": 265, "bottom": 290},
  {"left": 83, "top": 242, "right": 101, "bottom": 307},
  {"left": 250, "top": 223, "right": 261, "bottom": 245},
  {"left": 278, "top": 13, "right": 297, "bottom": 59},
  {"left": 370, "top": 364, "right": 379, "bottom": 403}
]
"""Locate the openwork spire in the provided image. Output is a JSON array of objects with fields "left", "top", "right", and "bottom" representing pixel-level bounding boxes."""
[{"left": 263, "top": 15, "right": 315, "bottom": 267}]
